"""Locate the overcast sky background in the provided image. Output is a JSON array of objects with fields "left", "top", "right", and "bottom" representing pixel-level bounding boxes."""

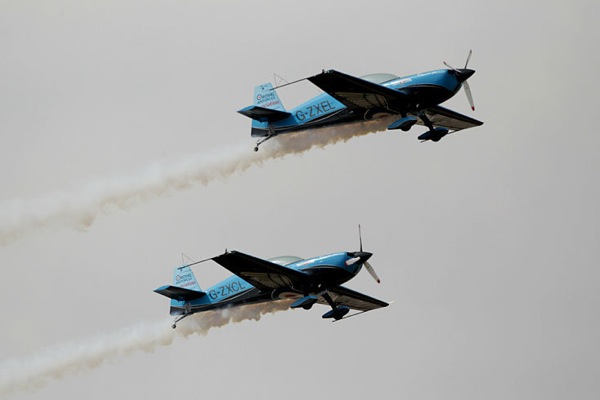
[{"left": 1, "top": 0, "right": 598, "bottom": 399}]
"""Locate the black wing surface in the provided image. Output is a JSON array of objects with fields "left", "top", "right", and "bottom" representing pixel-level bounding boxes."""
[
  {"left": 308, "top": 69, "right": 409, "bottom": 111},
  {"left": 417, "top": 105, "right": 483, "bottom": 131},
  {"left": 211, "top": 250, "right": 309, "bottom": 291},
  {"left": 318, "top": 285, "right": 389, "bottom": 312}
]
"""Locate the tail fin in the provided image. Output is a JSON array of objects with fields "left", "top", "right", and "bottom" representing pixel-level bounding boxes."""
[
  {"left": 172, "top": 266, "right": 202, "bottom": 292},
  {"left": 254, "top": 82, "right": 286, "bottom": 111},
  {"left": 154, "top": 266, "right": 206, "bottom": 302},
  {"left": 238, "top": 83, "right": 291, "bottom": 123}
]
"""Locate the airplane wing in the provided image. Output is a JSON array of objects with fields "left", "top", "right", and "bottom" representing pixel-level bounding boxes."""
[
  {"left": 418, "top": 105, "right": 484, "bottom": 131},
  {"left": 318, "top": 286, "right": 389, "bottom": 312},
  {"left": 211, "top": 250, "right": 310, "bottom": 292},
  {"left": 307, "top": 69, "right": 409, "bottom": 111}
]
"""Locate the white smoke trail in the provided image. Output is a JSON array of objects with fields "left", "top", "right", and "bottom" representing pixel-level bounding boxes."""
[
  {"left": 0, "top": 117, "right": 396, "bottom": 246},
  {"left": 0, "top": 300, "right": 292, "bottom": 397}
]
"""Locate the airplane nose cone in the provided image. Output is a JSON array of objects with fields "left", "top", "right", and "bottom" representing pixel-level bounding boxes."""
[{"left": 456, "top": 68, "right": 475, "bottom": 82}]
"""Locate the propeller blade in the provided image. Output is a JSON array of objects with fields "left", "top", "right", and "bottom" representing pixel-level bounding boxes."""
[
  {"left": 358, "top": 224, "right": 363, "bottom": 251},
  {"left": 364, "top": 261, "right": 380, "bottom": 284},
  {"left": 445, "top": 51, "right": 476, "bottom": 111},
  {"left": 355, "top": 224, "right": 379, "bottom": 283},
  {"left": 463, "top": 80, "right": 475, "bottom": 111},
  {"left": 464, "top": 49, "right": 472, "bottom": 69},
  {"left": 443, "top": 60, "right": 458, "bottom": 72}
]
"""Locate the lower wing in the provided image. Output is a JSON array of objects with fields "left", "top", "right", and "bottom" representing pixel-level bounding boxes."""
[
  {"left": 417, "top": 105, "right": 483, "bottom": 132},
  {"left": 318, "top": 286, "right": 389, "bottom": 312}
]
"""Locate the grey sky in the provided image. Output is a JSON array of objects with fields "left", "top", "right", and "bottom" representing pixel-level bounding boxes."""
[{"left": 1, "top": 0, "right": 598, "bottom": 399}]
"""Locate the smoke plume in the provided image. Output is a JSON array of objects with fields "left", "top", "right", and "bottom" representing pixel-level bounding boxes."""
[
  {"left": 0, "top": 300, "right": 292, "bottom": 397},
  {"left": 0, "top": 118, "right": 395, "bottom": 246}
]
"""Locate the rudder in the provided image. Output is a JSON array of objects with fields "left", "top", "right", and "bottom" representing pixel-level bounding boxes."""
[
  {"left": 238, "top": 82, "right": 291, "bottom": 124},
  {"left": 172, "top": 266, "right": 202, "bottom": 291},
  {"left": 253, "top": 82, "right": 286, "bottom": 111},
  {"left": 154, "top": 265, "right": 206, "bottom": 304}
]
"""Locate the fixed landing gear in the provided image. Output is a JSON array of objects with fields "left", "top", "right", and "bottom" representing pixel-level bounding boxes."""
[
  {"left": 320, "top": 292, "right": 349, "bottom": 321},
  {"left": 387, "top": 116, "right": 418, "bottom": 131},
  {"left": 254, "top": 136, "right": 270, "bottom": 152},
  {"left": 172, "top": 316, "right": 185, "bottom": 329},
  {"left": 254, "top": 131, "right": 275, "bottom": 152},
  {"left": 291, "top": 295, "right": 319, "bottom": 310},
  {"left": 322, "top": 306, "right": 350, "bottom": 320},
  {"left": 171, "top": 304, "right": 192, "bottom": 329},
  {"left": 418, "top": 127, "right": 449, "bottom": 142},
  {"left": 291, "top": 293, "right": 349, "bottom": 320},
  {"left": 172, "top": 314, "right": 188, "bottom": 329},
  {"left": 388, "top": 112, "right": 450, "bottom": 142},
  {"left": 416, "top": 113, "right": 449, "bottom": 142}
]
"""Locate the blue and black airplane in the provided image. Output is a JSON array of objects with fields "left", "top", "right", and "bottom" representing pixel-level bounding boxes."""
[
  {"left": 239, "top": 51, "right": 483, "bottom": 151},
  {"left": 154, "top": 228, "right": 388, "bottom": 328}
]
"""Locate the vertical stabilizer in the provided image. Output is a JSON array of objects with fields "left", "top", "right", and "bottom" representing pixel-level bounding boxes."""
[
  {"left": 172, "top": 266, "right": 202, "bottom": 292},
  {"left": 253, "top": 83, "right": 286, "bottom": 111}
]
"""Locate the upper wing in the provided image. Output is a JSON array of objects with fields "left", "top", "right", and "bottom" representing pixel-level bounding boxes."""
[
  {"left": 308, "top": 69, "right": 409, "bottom": 111},
  {"left": 418, "top": 105, "right": 484, "bottom": 131},
  {"left": 318, "top": 285, "right": 389, "bottom": 312},
  {"left": 211, "top": 250, "right": 309, "bottom": 292}
]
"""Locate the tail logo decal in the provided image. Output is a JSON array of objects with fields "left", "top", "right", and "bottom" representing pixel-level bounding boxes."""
[
  {"left": 253, "top": 83, "right": 286, "bottom": 112},
  {"left": 175, "top": 272, "right": 196, "bottom": 288},
  {"left": 256, "top": 91, "right": 281, "bottom": 109}
]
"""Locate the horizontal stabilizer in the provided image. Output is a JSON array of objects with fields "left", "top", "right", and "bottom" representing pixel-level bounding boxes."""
[
  {"left": 238, "top": 105, "right": 291, "bottom": 123},
  {"left": 154, "top": 285, "right": 207, "bottom": 301}
]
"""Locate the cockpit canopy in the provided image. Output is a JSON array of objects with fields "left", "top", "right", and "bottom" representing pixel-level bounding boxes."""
[
  {"left": 268, "top": 255, "right": 303, "bottom": 266},
  {"left": 360, "top": 73, "right": 398, "bottom": 84}
]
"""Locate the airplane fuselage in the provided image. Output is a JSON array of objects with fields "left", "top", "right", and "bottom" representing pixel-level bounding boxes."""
[
  {"left": 168, "top": 252, "right": 362, "bottom": 316},
  {"left": 250, "top": 69, "right": 464, "bottom": 138}
]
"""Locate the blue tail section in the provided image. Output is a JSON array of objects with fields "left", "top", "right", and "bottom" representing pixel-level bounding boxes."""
[
  {"left": 154, "top": 266, "right": 206, "bottom": 302},
  {"left": 172, "top": 266, "right": 202, "bottom": 291},
  {"left": 238, "top": 83, "right": 291, "bottom": 124},
  {"left": 253, "top": 82, "right": 286, "bottom": 111}
]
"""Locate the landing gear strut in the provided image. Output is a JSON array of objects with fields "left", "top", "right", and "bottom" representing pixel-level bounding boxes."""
[
  {"left": 254, "top": 136, "right": 270, "bottom": 152},
  {"left": 291, "top": 295, "right": 319, "bottom": 310},
  {"left": 321, "top": 293, "right": 350, "bottom": 320},
  {"left": 172, "top": 314, "right": 188, "bottom": 329},
  {"left": 417, "top": 113, "right": 449, "bottom": 142},
  {"left": 254, "top": 129, "right": 276, "bottom": 152},
  {"left": 171, "top": 304, "right": 192, "bottom": 329}
]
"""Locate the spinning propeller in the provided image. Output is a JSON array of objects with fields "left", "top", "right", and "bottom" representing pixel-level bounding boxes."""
[
  {"left": 444, "top": 49, "right": 476, "bottom": 111},
  {"left": 346, "top": 225, "right": 381, "bottom": 284}
]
